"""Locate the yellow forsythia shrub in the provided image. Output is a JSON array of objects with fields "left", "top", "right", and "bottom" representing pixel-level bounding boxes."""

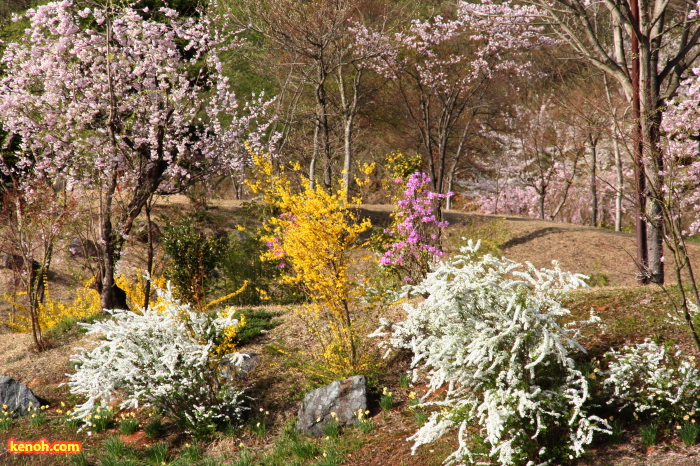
[
  {"left": 115, "top": 271, "right": 168, "bottom": 313},
  {"left": 249, "top": 155, "right": 374, "bottom": 380},
  {"left": 3, "top": 278, "right": 101, "bottom": 333}
]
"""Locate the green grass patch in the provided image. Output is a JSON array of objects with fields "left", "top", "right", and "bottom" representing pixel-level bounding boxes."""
[
  {"left": 641, "top": 423, "right": 658, "bottom": 447},
  {"left": 564, "top": 286, "right": 686, "bottom": 347},
  {"left": 119, "top": 416, "right": 140, "bottom": 435},
  {"left": 680, "top": 421, "right": 700, "bottom": 446},
  {"left": 145, "top": 442, "right": 170, "bottom": 465},
  {"left": 45, "top": 312, "right": 107, "bottom": 340},
  {"left": 231, "top": 308, "right": 282, "bottom": 346},
  {"left": 144, "top": 417, "right": 165, "bottom": 438},
  {"left": 101, "top": 435, "right": 137, "bottom": 459},
  {"left": 608, "top": 419, "right": 625, "bottom": 445},
  {"left": 69, "top": 452, "right": 90, "bottom": 466},
  {"left": 444, "top": 217, "right": 512, "bottom": 258}
]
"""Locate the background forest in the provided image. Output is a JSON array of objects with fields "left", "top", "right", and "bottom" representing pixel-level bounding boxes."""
[{"left": 0, "top": 0, "right": 653, "bottom": 225}]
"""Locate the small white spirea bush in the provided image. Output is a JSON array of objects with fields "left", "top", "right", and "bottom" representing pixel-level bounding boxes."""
[
  {"left": 67, "top": 284, "right": 248, "bottom": 436},
  {"left": 602, "top": 339, "right": 700, "bottom": 422},
  {"left": 371, "top": 241, "right": 609, "bottom": 465}
]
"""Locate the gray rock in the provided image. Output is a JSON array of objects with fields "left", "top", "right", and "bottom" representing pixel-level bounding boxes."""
[
  {"left": 0, "top": 376, "right": 45, "bottom": 416},
  {"left": 296, "top": 375, "right": 367, "bottom": 437},
  {"left": 220, "top": 352, "right": 260, "bottom": 382}
]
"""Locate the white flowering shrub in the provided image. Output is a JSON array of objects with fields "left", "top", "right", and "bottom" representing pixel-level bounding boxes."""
[
  {"left": 602, "top": 339, "right": 700, "bottom": 422},
  {"left": 371, "top": 241, "right": 609, "bottom": 465},
  {"left": 67, "top": 284, "right": 248, "bottom": 436}
]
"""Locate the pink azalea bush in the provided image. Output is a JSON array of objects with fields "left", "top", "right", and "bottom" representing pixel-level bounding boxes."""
[{"left": 380, "top": 172, "right": 451, "bottom": 283}]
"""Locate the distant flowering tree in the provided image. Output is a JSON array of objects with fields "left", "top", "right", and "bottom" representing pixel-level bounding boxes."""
[
  {"left": 0, "top": 179, "right": 77, "bottom": 351},
  {"left": 519, "top": 0, "right": 700, "bottom": 284},
  {"left": 372, "top": 241, "right": 609, "bottom": 465},
  {"left": 653, "top": 68, "right": 700, "bottom": 351},
  {"left": 0, "top": 0, "right": 274, "bottom": 310},
  {"left": 662, "top": 69, "right": 700, "bottom": 238},
  {"left": 380, "top": 172, "right": 451, "bottom": 284},
  {"left": 354, "top": 1, "right": 549, "bottom": 199}
]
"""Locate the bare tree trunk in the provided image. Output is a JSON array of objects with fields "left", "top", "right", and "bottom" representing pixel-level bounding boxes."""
[
  {"left": 612, "top": 126, "right": 624, "bottom": 232},
  {"left": 342, "top": 117, "right": 353, "bottom": 195},
  {"left": 604, "top": 34, "right": 625, "bottom": 232},
  {"left": 630, "top": 0, "right": 650, "bottom": 284},
  {"left": 100, "top": 172, "right": 124, "bottom": 311},
  {"left": 338, "top": 64, "right": 361, "bottom": 200},
  {"left": 588, "top": 133, "right": 598, "bottom": 227},
  {"left": 639, "top": 21, "right": 664, "bottom": 284},
  {"left": 231, "top": 176, "right": 242, "bottom": 200},
  {"left": 550, "top": 151, "right": 580, "bottom": 221},
  {"left": 446, "top": 176, "right": 453, "bottom": 210},
  {"left": 315, "top": 62, "right": 332, "bottom": 191},
  {"left": 101, "top": 11, "right": 126, "bottom": 311},
  {"left": 446, "top": 115, "right": 476, "bottom": 211},
  {"left": 143, "top": 195, "right": 154, "bottom": 312},
  {"left": 14, "top": 194, "right": 46, "bottom": 351},
  {"left": 310, "top": 124, "right": 318, "bottom": 190}
]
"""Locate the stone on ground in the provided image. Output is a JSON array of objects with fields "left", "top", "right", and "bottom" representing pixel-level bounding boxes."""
[
  {"left": 296, "top": 375, "right": 367, "bottom": 437},
  {"left": 0, "top": 376, "right": 45, "bottom": 415}
]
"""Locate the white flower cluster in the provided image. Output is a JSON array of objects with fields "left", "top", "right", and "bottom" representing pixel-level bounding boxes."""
[
  {"left": 602, "top": 339, "right": 700, "bottom": 421},
  {"left": 372, "top": 241, "right": 608, "bottom": 465},
  {"left": 67, "top": 283, "right": 247, "bottom": 435}
]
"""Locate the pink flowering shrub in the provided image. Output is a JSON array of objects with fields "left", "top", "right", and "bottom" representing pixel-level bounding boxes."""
[
  {"left": 0, "top": 0, "right": 276, "bottom": 309},
  {"left": 379, "top": 172, "right": 451, "bottom": 283},
  {"left": 662, "top": 67, "right": 700, "bottom": 236}
]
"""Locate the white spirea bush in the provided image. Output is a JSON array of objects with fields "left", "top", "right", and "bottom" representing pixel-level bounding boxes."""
[
  {"left": 67, "top": 284, "right": 248, "bottom": 435},
  {"left": 603, "top": 339, "right": 700, "bottom": 421},
  {"left": 372, "top": 241, "right": 609, "bottom": 465}
]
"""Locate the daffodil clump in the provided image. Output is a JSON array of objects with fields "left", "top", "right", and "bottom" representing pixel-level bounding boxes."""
[
  {"left": 26, "top": 402, "right": 48, "bottom": 427},
  {"left": 118, "top": 412, "right": 140, "bottom": 436},
  {"left": 355, "top": 408, "right": 374, "bottom": 433},
  {"left": 321, "top": 411, "right": 341, "bottom": 438},
  {"left": 250, "top": 407, "right": 269, "bottom": 437},
  {"left": 67, "top": 282, "right": 248, "bottom": 436},
  {"left": 0, "top": 404, "right": 14, "bottom": 431},
  {"left": 249, "top": 155, "right": 374, "bottom": 380},
  {"left": 379, "top": 387, "right": 394, "bottom": 411},
  {"left": 56, "top": 402, "right": 83, "bottom": 429},
  {"left": 371, "top": 241, "right": 609, "bottom": 465},
  {"left": 78, "top": 406, "right": 113, "bottom": 433},
  {"left": 602, "top": 339, "right": 700, "bottom": 423}
]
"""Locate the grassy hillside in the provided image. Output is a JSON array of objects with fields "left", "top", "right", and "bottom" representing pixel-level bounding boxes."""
[{"left": 2, "top": 199, "right": 700, "bottom": 465}]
